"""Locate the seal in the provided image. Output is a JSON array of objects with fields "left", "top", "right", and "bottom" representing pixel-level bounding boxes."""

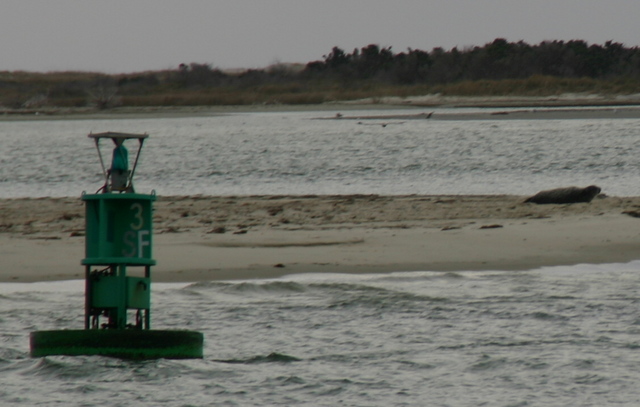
[{"left": 524, "top": 185, "right": 602, "bottom": 204}]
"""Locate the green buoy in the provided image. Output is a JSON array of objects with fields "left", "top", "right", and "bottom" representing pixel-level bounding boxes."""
[{"left": 30, "top": 132, "right": 203, "bottom": 359}]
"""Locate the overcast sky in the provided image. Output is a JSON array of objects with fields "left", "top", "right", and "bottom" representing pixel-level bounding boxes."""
[{"left": 2, "top": 0, "right": 640, "bottom": 73}]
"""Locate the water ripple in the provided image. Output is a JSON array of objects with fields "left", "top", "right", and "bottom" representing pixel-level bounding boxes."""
[{"left": 3, "top": 111, "right": 640, "bottom": 197}]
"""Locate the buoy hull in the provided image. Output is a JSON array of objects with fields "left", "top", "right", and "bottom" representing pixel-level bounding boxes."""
[{"left": 30, "top": 330, "right": 203, "bottom": 360}]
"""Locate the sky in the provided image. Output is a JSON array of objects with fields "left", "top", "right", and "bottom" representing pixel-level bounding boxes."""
[{"left": 2, "top": 0, "right": 640, "bottom": 74}]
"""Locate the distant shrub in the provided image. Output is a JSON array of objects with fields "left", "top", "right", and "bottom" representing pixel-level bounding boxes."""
[{"left": 86, "top": 76, "right": 121, "bottom": 109}]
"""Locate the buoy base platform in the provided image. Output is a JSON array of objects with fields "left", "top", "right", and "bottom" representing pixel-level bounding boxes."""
[{"left": 30, "top": 330, "right": 204, "bottom": 360}]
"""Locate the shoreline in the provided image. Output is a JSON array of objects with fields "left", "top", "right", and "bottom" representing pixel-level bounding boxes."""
[
  {"left": 2, "top": 194, "right": 640, "bottom": 283},
  {"left": 2, "top": 94, "right": 640, "bottom": 121}
]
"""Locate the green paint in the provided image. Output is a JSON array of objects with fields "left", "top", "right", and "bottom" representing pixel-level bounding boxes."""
[
  {"left": 82, "top": 193, "right": 156, "bottom": 264},
  {"left": 30, "top": 330, "right": 204, "bottom": 360}
]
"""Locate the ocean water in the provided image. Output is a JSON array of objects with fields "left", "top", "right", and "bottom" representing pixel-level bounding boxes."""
[
  {"left": 3, "top": 108, "right": 640, "bottom": 405},
  {"left": 3, "top": 265, "right": 640, "bottom": 406},
  {"left": 1, "top": 107, "right": 640, "bottom": 198}
]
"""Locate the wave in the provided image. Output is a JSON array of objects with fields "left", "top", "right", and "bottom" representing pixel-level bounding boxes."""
[
  {"left": 214, "top": 352, "right": 301, "bottom": 364},
  {"left": 184, "top": 280, "right": 307, "bottom": 294}
]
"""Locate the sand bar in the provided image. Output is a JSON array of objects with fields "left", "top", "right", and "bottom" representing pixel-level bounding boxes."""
[
  {"left": 2, "top": 93, "right": 640, "bottom": 121},
  {"left": 1, "top": 194, "right": 640, "bottom": 283}
]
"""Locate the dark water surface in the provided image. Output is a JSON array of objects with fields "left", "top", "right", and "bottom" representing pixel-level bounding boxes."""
[{"left": 3, "top": 264, "right": 640, "bottom": 406}]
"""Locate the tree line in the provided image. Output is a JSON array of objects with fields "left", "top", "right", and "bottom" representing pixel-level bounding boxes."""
[
  {"left": 303, "top": 39, "right": 640, "bottom": 85},
  {"left": 148, "top": 39, "right": 640, "bottom": 87},
  {"left": 3, "top": 38, "right": 640, "bottom": 109}
]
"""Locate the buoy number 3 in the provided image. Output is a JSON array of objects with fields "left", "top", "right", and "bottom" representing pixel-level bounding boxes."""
[{"left": 122, "top": 203, "right": 150, "bottom": 258}]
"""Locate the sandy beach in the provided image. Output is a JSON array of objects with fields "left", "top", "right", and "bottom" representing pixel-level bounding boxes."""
[
  {"left": 3, "top": 99, "right": 640, "bottom": 283},
  {"left": 2, "top": 193, "right": 640, "bottom": 282}
]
